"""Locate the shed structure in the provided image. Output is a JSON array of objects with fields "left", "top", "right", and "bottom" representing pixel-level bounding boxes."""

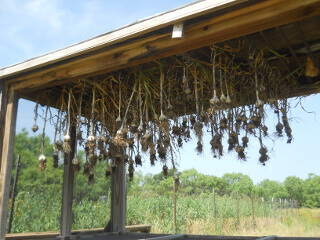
[{"left": 0, "top": 0, "right": 320, "bottom": 239}]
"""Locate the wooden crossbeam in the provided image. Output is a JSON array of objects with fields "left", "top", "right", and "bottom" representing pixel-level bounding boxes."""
[
  {"left": 2, "top": 0, "right": 319, "bottom": 93},
  {"left": 139, "top": 234, "right": 185, "bottom": 240},
  {"left": 0, "top": 0, "right": 246, "bottom": 80},
  {"left": 256, "top": 236, "right": 277, "bottom": 240}
]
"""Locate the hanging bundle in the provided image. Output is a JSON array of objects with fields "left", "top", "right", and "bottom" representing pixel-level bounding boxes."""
[{"left": 29, "top": 40, "right": 300, "bottom": 176}]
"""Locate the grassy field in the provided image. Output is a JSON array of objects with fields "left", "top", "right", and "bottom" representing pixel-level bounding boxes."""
[{"left": 9, "top": 191, "right": 320, "bottom": 237}]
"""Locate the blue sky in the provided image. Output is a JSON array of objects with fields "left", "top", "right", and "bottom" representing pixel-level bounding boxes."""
[{"left": 1, "top": 0, "right": 319, "bottom": 184}]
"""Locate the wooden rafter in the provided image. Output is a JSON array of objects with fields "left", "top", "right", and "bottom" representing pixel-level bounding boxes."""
[{"left": 0, "top": 0, "right": 319, "bottom": 94}]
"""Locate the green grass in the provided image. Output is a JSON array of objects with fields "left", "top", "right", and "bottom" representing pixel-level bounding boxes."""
[{"left": 8, "top": 191, "right": 320, "bottom": 237}]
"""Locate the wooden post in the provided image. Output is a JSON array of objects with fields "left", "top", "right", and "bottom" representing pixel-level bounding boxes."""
[
  {"left": 60, "top": 127, "right": 76, "bottom": 238},
  {"left": 110, "top": 158, "right": 126, "bottom": 233},
  {"left": 0, "top": 88, "right": 18, "bottom": 240},
  {"left": 7, "top": 155, "right": 21, "bottom": 233},
  {"left": 0, "top": 82, "right": 8, "bottom": 168}
]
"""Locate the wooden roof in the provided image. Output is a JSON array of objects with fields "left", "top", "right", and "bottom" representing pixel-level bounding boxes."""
[{"left": 0, "top": 0, "right": 319, "bottom": 99}]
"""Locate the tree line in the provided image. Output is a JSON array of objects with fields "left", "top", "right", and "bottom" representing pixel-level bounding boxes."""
[{"left": 12, "top": 129, "right": 320, "bottom": 208}]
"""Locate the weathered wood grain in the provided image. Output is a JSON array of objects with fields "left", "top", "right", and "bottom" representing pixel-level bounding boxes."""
[
  {"left": 6, "top": 225, "right": 151, "bottom": 239},
  {"left": 0, "top": 88, "right": 18, "bottom": 240},
  {"left": 7, "top": 0, "right": 320, "bottom": 93},
  {"left": 139, "top": 234, "right": 185, "bottom": 240},
  {"left": 60, "top": 127, "right": 76, "bottom": 237},
  {"left": 110, "top": 159, "right": 127, "bottom": 233},
  {"left": 0, "top": 0, "right": 246, "bottom": 80},
  {"left": 256, "top": 236, "right": 277, "bottom": 240},
  {"left": 0, "top": 82, "right": 7, "bottom": 169}
]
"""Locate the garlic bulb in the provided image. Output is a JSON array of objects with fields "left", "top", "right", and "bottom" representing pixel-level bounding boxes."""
[
  {"left": 38, "top": 154, "right": 47, "bottom": 163},
  {"left": 87, "top": 135, "right": 96, "bottom": 142},
  {"left": 220, "top": 93, "right": 226, "bottom": 102},
  {"left": 32, "top": 125, "right": 39, "bottom": 132},
  {"left": 98, "top": 135, "right": 107, "bottom": 142},
  {"left": 210, "top": 96, "right": 219, "bottom": 105},
  {"left": 55, "top": 140, "right": 63, "bottom": 147},
  {"left": 64, "top": 133, "right": 71, "bottom": 142},
  {"left": 159, "top": 113, "right": 167, "bottom": 122},
  {"left": 72, "top": 154, "right": 80, "bottom": 165},
  {"left": 138, "top": 123, "right": 144, "bottom": 132},
  {"left": 226, "top": 95, "right": 232, "bottom": 104},
  {"left": 256, "top": 99, "right": 264, "bottom": 108},
  {"left": 116, "top": 116, "right": 121, "bottom": 123}
]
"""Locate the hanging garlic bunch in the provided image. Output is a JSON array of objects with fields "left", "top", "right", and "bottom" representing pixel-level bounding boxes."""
[
  {"left": 116, "top": 75, "right": 122, "bottom": 125},
  {"left": 98, "top": 105, "right": 107, "bottom": 157},
  {"left": 55, "top": 106, "right": 64, "bottom": 151},
  {"left": 210, "top": 46, "right": 219, "bottom": 105},
  {"left": 39, "top": 106, "right": 49, "bottom": 172},
  {"left": 254, "top": 66, "right": 264, "bottom": 108},
  {"left": 63, "top": 90, "right": 72, "bottom": 154},
  {"left": 225, "top": 62, "right": 232, "bottom": 105},
  {"left": 219, "top": 61, "right": 227, "bottom": 103},
  {"left": 52, "top": 108, "right": 61, "bottom": 168},
  {"left": 159, "top": 65, "right": 167, "bottom": 122},
  {"left": 138, "top": 77, "right": 144, "bottom": 133},
  {"left": 113, "top": 80, "right": 137, "bottom": 147},
  {"left": 32, "top": 101, "right": 39, "bottom": 132},
  {"left": 87, "top": 86, "right": 96, "bottom": 154}
]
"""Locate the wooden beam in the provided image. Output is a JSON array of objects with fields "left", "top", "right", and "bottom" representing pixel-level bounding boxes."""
[
  {"left": 7, "top": 0, "right": 320, "bottom": 92},
  {"left": 110, "top": 159, "right": 127, "bottom": 233},
  {"left": 0, "top": 82, "right": 7, "bottom": 169},
  {"left": 0, "top": 0, "right": 247, "bottom": 80},
  {"left": 60, "top": 127, "right": 76, "bottom": 238},
  {"left": 0, "top": 88, "right": 18, "bottom": 240},
  {"left": 256, "top": 236, "right": 276, "bottom": 240},
  {"left": 6, "top": 225, "right": 151, "bottom": 240},
  {"left": 139, "top": 235, "right": 185, "bottom": 240}
]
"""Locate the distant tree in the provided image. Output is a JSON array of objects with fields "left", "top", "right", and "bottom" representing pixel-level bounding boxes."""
[
  {"left": 222, "top": 173, "right": 254, "bottom": 196},
  {"left": 256, "top": 179, "right": 288, "bottom": 200},
  {"left": 302, "top": 173, "right": 320, "bottom": 208},
  {"left": 284, "top": 176, "right": 304, "bottom": 204},
  {"left": 13, "top": 129, "right": 63, "bottom": 193}
]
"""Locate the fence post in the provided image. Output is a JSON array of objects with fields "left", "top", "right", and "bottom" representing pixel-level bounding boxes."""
[
  {"left": 213, "top": 188, "right": 217, "bottom": 218},
  {"left": 271, "top": 197, "right": 275, "bottom": 218},
  {"left": 236, "top": 191, "right": 240, "bottom": 229}
]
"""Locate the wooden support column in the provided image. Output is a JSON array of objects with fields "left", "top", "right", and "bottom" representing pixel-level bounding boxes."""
[
  {"left": 0, "top": 88, "right": 18, "bottom": 240},
  {"left": 59, "top": 127, "right": 76, "bottom": 238},
  {"left": 110, "top": 159, "right": 127, "bottom": 233},
  {"left": 0, "top": 82, "right": 8, "bottom": 168}
]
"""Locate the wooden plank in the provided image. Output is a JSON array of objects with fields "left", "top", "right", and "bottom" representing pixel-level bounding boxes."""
[
  {"left": 6, "top": 225, "right": 151, "bottom": 240},
  {"left": 0, "top": 0, "right": 246, "bottom": 79},
  {"left": 8, "top": 0, "right": 320, "bottom": 92},
  {"left": 126, "top": 224, "right": 151, "bottom": 233},
  {"left": 60, "top": 127, "right": 76, "bottom": 237},
  {"left": 256, "top": 236, "right": 276, "bottom": 240},
  {"left": 110, "top": 158, "right": 127, "bottom": 233},
  {"left": 139, "top": 234, "right": 185, "bottom": 240},
  {"left": 0, "top": 88, "right": 19, "bottom": 240},
  {"left": 0, "top": 82, "right": 7, "bottom": 169},
  {"left": 184, "top": 235, "right": 257, "bottom": 239}
]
